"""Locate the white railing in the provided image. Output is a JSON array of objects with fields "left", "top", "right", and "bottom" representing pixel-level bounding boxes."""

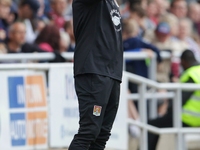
[
  {"left": 0, "top": 51, "right": 182, "bottom": 120},
  {"left": 122, "top": 71, "right": 200, "bottom": 150},
  {"left": 0, "top": 51, "right": 181, "bottom": 80},
  {"left": 0, "top": 51, "right": 184, "bottom": 80}
]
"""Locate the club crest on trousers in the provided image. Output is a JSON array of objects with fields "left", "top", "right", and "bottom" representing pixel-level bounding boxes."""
[{"left": 93, "top": 105, "right": 102, "bottom": 116}]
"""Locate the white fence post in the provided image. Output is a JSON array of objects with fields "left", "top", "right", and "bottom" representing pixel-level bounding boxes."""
[
  {"left": 122, "top": 73, "right": 129, "bottom": 150},
  {"left": 148, "top": 54, "right": 157, "bottom": 120},
  {"left": 173, "top": 88, "right": 183, "bottom": 150},
  {"left": 149, "top": 88, "right": 157, "bottom": 119},
  {"left": 138, "top": 82, "right": 148, "bottom": 150}
]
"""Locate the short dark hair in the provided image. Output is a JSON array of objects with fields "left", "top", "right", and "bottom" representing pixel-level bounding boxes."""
[
  {"left": 181, "top": 49, "right": 196, "bottom": 63},
  {"left": 130, "top": 4, "right": 146, "bottom": 18}
]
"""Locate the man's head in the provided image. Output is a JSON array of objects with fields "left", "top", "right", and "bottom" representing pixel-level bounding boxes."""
[
  {"left": 18, "top": 0, "right": 40, "bottom": 19},
  {"left": 129, "top": 5, "right": 146, "bottom": 23},
  {"left": 178, "top": 18, "right": 192, "bottom": 40},
  {"left": 122, "top": 19, "right": 139, "bottom": 40},
  {"left": 0, "top": 0, "right": 12, "bottom": 19},
  {"left": 146, "top": 0, "right": 158, "bottom": 18},
  {"left": 170, "top": 0, "right": 187, "bottom": 19},
  {"left": 50, "top": 0, "right": 67, "bottom": 16},
  {"left": 188, "top": 2, "right": 200, "bottom": 23},
  {"left": 160, "top": 13, "right": 179, "bottom": 36},
  {"left": 155, "top": 22, "right": 171, "bottom": 43},
  {"left": 181, "top": 50, "right": 197, "bottom": 70},
  {"left": 9, "top": 22, "right": 26, "bottom": 46},
  {"left": 154, "top": 0, "right": 169, "bottom": 16}
]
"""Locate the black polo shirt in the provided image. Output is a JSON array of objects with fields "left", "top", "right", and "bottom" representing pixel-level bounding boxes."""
[{"left": 73, "top": 0, "right": 123, "bottom": 81}]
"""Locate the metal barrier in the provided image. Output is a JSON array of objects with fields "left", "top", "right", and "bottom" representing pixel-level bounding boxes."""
[
  {"left": 0, "top": 51, "right": 182, "bottom": 80},
  {"left": 0, "top": 51, "right": 182, "bottom": 120},
  {"left": 122, "top": 71, "right": 200, "bottom": 150}
]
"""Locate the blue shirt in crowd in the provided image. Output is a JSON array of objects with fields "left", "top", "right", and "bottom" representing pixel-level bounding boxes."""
[{"left": 123, "top": 37, "right": 162, "bottom": 78}]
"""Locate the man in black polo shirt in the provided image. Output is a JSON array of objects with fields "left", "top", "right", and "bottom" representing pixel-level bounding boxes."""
[{"left": 69, "top": 0, "right": 123, "bottom": 150}]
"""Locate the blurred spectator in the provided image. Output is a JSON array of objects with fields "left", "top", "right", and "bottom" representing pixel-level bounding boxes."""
[
  {"left": 37, "top": 0, "right": 46, "bottom": 18},
  {"left": 64, "top": 20, "right": 75, "bottom": 52},
  {"left": 12, "top": 0, "right": 20, "bottom": 5},
  {"left": 6, "top": 22, "right": 44, "bottom": 53},
  {"left": 129, "top": 5, "right": 147, "bottom": 37},
  {"left": 145, "top": 20, "right": 187, "bottom": 53},
  {"left": 44, "top": 0, "right": 51, "bottom": 14},
  {"left": 64, "top": 0, "right": 73, "bottom": 20},
  {"left": 0, "top": 43, "right": 7, "bottom": 54},
  {"left": 146, "top": 0, "right": 158, "bottom": 26},
  {"left": 35, "top": 0, "right": 48, "bottom": 37},
  {"left": 177, "top": 18, "right": 200, "bottom": 61},
  {"left": 6, "top": 2, "right": 18, "bottom": 25},
  {"left": 120, "top": 0, "right": 131, "bottom": 18},
  {"left": 141, "top": 0, "right": 147, "bottom": 9},
  {"left": 35, "top": 25, "right": 60, "bottom": 52},
  {"left": 188, "top": 2, "right": 200, "bottom": 36},
  {"left": 60, "top": 31, "right": 70, "bottom": 53},
  {"left": 145, "top": 22, "right": 185, "bottom": 82},
  {"left": 49, "top": 0, "right": 67, "bottom": 29},
  {"left": 148, "top": 50, "right": 200, "bottom": 150},
  {"left": 160, "top": 13, "right": 179, "bottom": 37},
  {"left": 0, "top": 1, "right": 18, "bottom": 42},
  {"left": 154, "top": 0, "right": 169, "bottom": 19},
  {"left": 170, "top": 0, "right": 188, "bottom": 19},
  {"left": 123, "top": 19, "right": 161, "bottom": 87},
  {"left": 37, "top": 0, "right": 49, "bottom": 24},
  {"left": 0, "top": 0, "right": 12, "bottom": 42},
  {"left": 17, "top": 0, "right": 40, "bottom": 43}
]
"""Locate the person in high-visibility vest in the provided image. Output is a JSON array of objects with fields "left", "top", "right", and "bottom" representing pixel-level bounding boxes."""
[
  {"left": 180, "top": 49, "right": 200, "bottom": 127},
  {"left": 148, "top": 49, "right": 200, "bottom": 150}
]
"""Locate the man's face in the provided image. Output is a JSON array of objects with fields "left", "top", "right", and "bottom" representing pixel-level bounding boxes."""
[
  {"left": 155, "top": 31, "right": 169, "bottom": 43},
  {"left": 171, "top": 1, "right": 187, "bottom": 18},
  {"left": 178, "top": 21, "right": 190, "bottom": 39},
  {"left": 147, "top": 2, "right": 158, "bottom": 17},
  {"left": 0, "top": 2, "right": 10, "bottom": 19},
  {"left": 181, "top": 59, "right": 187, "bottom": 71},
  {"left": 52, "top": 0, "right": 67, "bottom": 16},
  {"left": 189, "top": 5, "right": 200, "bottom": 23},
  {"left": 155, "top": 0, "right": 168, "bottom": 15},
  {"left": 10, "top": 24, "right": 26, "bottom": 46},
  {"left": 20, "top": 5, "right": 34, "bottom": 19}
]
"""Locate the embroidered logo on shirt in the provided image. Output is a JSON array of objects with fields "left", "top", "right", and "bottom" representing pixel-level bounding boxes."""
[
  {"left": 93, "top": 105, "right": 102, "bottom": 116},
  {"left": 110, "top": 9, "right": 122, "bottom": 32}
]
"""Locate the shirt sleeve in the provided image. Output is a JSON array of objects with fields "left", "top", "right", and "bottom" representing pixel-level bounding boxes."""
[{"left": 141, "top": 40, "right": 162, "bottom": 63}]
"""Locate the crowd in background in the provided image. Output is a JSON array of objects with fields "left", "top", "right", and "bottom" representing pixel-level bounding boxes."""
[
  {"left": 121, "top": 0, "right": 200, "bottom": 84},
  {"left": 0, "top": 0, "right": 73, "bottom": 62},
  {"left": 0, "top": 0, "right": 199, "bottom": 79}
]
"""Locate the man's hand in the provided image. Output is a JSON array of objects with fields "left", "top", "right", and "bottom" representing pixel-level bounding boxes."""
[{"left": 142, "top": 48, "right": 154, "bottom": 59}]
